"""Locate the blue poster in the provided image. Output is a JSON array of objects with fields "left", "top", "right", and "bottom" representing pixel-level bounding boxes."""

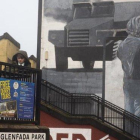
[{"left": 0, "top": 78, "right": 35, "bottom": 119}]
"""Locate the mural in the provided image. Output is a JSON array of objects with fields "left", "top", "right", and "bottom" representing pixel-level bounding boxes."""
[
  {"left": 41, "top": 0, "right": 140, "bottom": 115},
  {"left": 41, "top": 0, "right": 140, "bottom": 137}
]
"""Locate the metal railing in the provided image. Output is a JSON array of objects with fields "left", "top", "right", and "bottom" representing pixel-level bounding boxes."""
[
  {"left": 41, "top": 79, "right": 140, "bottom": 139},
  {"left": 0, "top": 62, "right": 41, "bottom": 125}
]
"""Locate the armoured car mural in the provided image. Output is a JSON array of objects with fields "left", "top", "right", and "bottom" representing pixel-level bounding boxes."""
[
  {"left": 42, "top": 0, "right": 140, "bottom": 106},
  {"left": 48, "top": 0, "right": 140, "bottom": 71}
]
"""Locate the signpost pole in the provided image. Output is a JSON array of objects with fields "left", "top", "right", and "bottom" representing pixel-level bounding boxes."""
[{"left": 37, "top": 0, "right": 42, "bottom": 69}]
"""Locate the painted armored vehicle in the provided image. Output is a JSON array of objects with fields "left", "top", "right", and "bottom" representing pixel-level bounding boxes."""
[{"left": 48, "top": 1, "right": 139, "bottom": 71}]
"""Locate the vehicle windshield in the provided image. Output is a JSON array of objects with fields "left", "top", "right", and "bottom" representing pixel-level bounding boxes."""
[
  {"left": 74, "top": 6, "right": 92, "bottom": 19},
  {"left": 73, "top": 2, "right": 114, "bottom": 19},
  {"left": 92, "top": 5, "right": 114, "bottom": 17}
]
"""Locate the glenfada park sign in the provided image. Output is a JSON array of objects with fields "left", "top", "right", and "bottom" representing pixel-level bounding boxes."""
[
  {"left": 0, "top": 125, "right": 49, "bottom": 140},
  {"left": 0, "top": 133, "right": 45, "bottom": 140}
]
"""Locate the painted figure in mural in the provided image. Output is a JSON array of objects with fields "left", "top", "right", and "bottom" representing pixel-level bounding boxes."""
[
  {"left": 12, "top": 50, "right": 31, "bottom": 67},
  {"left": 117, "top": 16, "right": 140, "bottom": 134}
]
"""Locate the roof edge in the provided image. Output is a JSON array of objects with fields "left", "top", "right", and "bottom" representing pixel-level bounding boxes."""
[{"left": 0, "top": 32, "right": 20, "bottom": 49}]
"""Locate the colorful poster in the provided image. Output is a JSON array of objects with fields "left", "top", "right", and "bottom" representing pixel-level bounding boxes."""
[{"left": 0, "top": 78, "right": 35, "bottom": 119}]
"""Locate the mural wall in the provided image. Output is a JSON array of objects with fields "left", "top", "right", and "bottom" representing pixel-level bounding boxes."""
[{"left": 41, "top": 0, "right": 140, "bottom": 110}]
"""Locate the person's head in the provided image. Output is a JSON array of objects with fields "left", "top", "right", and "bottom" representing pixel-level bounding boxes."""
[
  {"left": 127, "top": 16, "right": 140, "bottom": 37},
  {"left": 12, "top": 50, "right": 31, "bottom": 67},
  {"left": 17, "top": 53, "right": 25, "bottom": 64}
]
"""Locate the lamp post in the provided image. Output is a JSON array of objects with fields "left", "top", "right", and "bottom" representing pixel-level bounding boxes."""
[{"left": 37, "top": 0, "right": 42, "bottom": 69}]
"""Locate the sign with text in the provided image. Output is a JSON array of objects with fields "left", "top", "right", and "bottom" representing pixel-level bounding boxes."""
[
  {"left": 0, "top": 78, "right": 35, "bottom": 119},
  {"left": 0, "top": 132, "right": 46, "bottom": 140},
  {"left": 50, "top": 128, "right": 92, "bottom": 140}
]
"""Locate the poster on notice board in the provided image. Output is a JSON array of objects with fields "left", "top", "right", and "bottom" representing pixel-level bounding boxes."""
[{"left": 0, "top": 78, "right": 35, "bottom": 119}]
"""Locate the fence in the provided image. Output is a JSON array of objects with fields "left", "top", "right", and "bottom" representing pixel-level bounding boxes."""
[
  {"left": 41, "top": 79, "right": 140, "bottom": 139},
  {"left": 0, "top": 62, "right": 41, "bottom": 125}
]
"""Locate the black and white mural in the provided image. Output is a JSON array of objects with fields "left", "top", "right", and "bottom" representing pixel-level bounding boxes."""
[{"left": 41, "top": 0, "right": 140, "bottom": 111}]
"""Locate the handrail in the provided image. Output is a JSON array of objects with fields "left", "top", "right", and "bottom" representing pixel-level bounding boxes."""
[{"left": 41, "top": 79, "right": 140, "bottom": 139}]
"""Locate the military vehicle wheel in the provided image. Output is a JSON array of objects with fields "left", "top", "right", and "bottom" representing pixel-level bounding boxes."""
[
  {"left": 82, "top": 61, "right": 95, "bottom": 70},
  {"left": 55, "top": 48, "right": 68, "bottom": 71}
]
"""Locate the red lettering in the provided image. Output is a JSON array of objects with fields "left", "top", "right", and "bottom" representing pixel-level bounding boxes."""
[
  {"left": 57, "top": 133, "right": 68, "bottom": 140},
  {"left": 50, "top": 135, "right": 53, "bottom": 140},
  {"left": 73, "top": 134, "right": 86, "bottom": 140}
]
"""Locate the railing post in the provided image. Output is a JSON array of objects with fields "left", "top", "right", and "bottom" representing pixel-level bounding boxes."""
[
  {"left": 123, "top": 111, "right": 125, "bottom": 133},
  {"left": 73, "top": 97, "right": 75, "bottom": 115},
  {"left": 97, "top": 96, "right": 100, "bottom": 119},
  {"left": 71, "top": 94, "right": 75, "bottom": 115},
  {"left": 71, "top": 94, "right": 73, "bottom": 115},
  {"left": 45, "top": 81, "right": 48, "bottom": 103},
  {"left": 36, "top": 70, "right": 42, "bottom": 125},
  {"left": 101, "top": 99, "right": 105, "bottom": 122},
  {"left": 48, "top": 85, "right": 51, "bottom": 105}
]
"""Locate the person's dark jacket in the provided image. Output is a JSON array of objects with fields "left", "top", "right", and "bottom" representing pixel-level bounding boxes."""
[
  {"left": 12, "top": 50, "right": 31, "bottom": 67},
  {"left": 4, "top": 50, "right": 31, "bottom": 73}
]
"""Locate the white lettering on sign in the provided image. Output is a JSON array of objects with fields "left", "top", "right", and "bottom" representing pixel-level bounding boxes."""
[
  {"left": 0, "top": 132, "right": 46, "bottom": 140},
  {"left": 100, "top": 135, "right": 110, "bottom": 140},
  {"left": 49, "top": 128, "right": 91, "bottom": 140}
]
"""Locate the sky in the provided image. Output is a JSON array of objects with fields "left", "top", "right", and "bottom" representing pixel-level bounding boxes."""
[
  {"left": 0, "top": 0, "right": 38, "bottom": 57},
  {"left": 0, "top": 0, "right": 139, "bottom": 58}
]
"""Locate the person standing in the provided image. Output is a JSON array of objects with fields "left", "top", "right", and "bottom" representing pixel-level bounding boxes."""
[{"left": 117, "top": 16, "right": 140, "bottom": 135}]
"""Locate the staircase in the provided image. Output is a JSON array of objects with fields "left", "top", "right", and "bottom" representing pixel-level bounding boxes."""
[{"left": 41, "top": 79, "right": 140, "bottom": 140}]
